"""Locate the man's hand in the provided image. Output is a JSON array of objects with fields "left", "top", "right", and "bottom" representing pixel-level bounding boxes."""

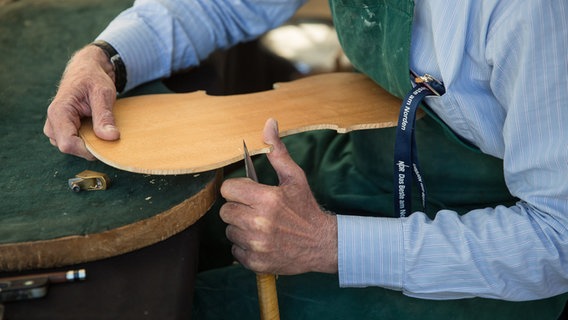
[
  {"left": 43, "top": 45, "right": 120, "bottom": 160},
  {"left": 220, "top": 119, "right": 338, "bottom": 275}
]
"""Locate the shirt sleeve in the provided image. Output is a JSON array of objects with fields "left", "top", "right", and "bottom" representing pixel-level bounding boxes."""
[
  {"left": 338, "top": 1, "right": 568, "bottom": 301},
  {"left": 94, "top": 0, "right": 306, "bottom": 91}
]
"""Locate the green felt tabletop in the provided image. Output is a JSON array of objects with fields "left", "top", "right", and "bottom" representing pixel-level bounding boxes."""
[{"left": 0, "top": 0, "right": 218, "bottom": 269}]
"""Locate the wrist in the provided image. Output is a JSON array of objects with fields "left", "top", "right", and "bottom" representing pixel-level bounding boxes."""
[
  {"left": 90, "top": 40, "right": 127, "bottom": 93},
  {"left": 314, "top": 212, "right": 338, "bottom": 274}
]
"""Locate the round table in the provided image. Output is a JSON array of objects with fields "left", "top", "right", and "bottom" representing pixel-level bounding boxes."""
[{"left": 0, "top": 0, "right": 220, "bottom": 271}]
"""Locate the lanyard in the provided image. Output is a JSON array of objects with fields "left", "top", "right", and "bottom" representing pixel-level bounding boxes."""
[{"left": 394, "top": 73, "right": 445, "bottom": 217}]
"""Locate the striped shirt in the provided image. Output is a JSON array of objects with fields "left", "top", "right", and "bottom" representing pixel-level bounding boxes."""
[{"left": 97, "top": 0, "right": 568, "bottom": 301}]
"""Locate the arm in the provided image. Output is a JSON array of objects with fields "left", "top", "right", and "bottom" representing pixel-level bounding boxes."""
[
  {"left": 339, "top": 1, "right": 568, "bottom": 301},
  {"left": 44, "top": 0, "right": 305, "bottom": 159},
  {"left": 217, "top": 0, "right": 567, "bottom": 302},
  {"left": 96, "top": 0, "right": 306, "bottom": 91}
]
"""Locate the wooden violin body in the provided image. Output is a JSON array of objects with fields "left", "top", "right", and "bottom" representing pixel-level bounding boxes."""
[{"left": 80, "top": 72, "right": 406, "bottom": 175}]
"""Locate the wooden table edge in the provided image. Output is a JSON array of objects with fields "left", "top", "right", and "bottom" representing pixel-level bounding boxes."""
[{"left": 0, "top": 170, "right": 222, "bottom": 271}]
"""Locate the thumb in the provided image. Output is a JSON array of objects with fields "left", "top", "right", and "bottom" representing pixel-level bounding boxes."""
[
  {"left": 90, "top": 87, "right": 120, "bottom": 141},
  {"left": 263, "top": 118, "right": 302, "bottom": 184}
]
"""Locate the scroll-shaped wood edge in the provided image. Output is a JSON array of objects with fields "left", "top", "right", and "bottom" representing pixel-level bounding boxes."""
[
  {"left": 0, "top": 170, "right": 221, "bottom": 271},
  {"left": 80, "top": 72, "right": 415, "bottom": 175}
]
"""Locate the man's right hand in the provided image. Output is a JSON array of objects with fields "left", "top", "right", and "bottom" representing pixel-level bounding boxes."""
[{"left": 43, "top": 45, "right": 120, "bottom": 160}]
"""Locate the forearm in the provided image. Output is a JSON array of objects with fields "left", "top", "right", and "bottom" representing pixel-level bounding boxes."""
[
  {"left": 95, "top": 0, "right": 305, "bottom": 91},
  {"left": 338, "top": 203, "right": 568, "bottom": 301},
  {"left": 335, "top": 0, "right": 568, "bottom": 302}
]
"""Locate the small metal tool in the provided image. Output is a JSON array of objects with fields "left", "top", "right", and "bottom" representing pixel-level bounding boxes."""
[
  {"left": 0, "top": 269, "right": 86, "bottom": 303},
  {"left": 68, "top": 170, "right": 110, "bottom": 192},
  {"left": 243, "top": 141, "right": 258, "bottom": 182}
]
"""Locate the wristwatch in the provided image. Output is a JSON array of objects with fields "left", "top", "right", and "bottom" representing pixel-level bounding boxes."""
[{"left": 91, "top": 40, "right": 127, "bottom": 93}]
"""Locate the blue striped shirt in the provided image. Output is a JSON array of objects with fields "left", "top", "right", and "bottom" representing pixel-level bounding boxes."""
[{"left": 97, "top": 0, "right": 568, "bottom": 301}]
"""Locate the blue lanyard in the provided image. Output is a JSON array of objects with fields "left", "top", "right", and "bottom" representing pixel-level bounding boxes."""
[{"left": 394, "top": 74, "right": 445, "bottom": 217}]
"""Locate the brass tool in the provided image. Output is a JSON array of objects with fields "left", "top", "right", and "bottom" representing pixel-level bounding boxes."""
[
  {"left": 243, "top": 141, "right": 280, "bottom": 320},
  {"left": 68, "top": 170, "right": 110, "bottom": 192}
]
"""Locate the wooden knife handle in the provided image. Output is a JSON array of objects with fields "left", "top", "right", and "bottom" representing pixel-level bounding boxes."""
[{"left": 256, "top": 273, "right": 280, "bottom": 320}]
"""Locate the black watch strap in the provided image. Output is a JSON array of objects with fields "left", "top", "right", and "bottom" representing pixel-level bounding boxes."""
[{"left": 91, "top": 40, "right": 127, "bottom": 93}]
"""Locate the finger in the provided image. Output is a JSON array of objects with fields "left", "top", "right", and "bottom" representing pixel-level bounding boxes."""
[
  {"left": 262, "top": 118, "right": 303, "bottom": 184},
  {"left": 225, "top": 224, "right": 247, "bottom": 248},
  {"left": 90, "top": 85, "right": 119, "bottom": 141},
  {"left": 220, "top": 177, "right": 267, "bottom": 205},
  {"left": 45, "top": 106, "right": 96, "bottom": 160},
  {"left": 232, "top": 244, "right": 269, "bottom": 273},
  {"left": 225, "top": 223, "right": 268, "bottom": 250},
  {"left": 43, "top": 120, "right": 56, "bottom": 145},
  {"left": 231, "top": 244, "right": 249, "bottom": 266},
  {"left": 221, "top": 201, "right": 274, "bottom": 237},
  {"left": 232, "top": 244, "right": 246, "bottom": 258},
  {"left": 64, "top": 136, "right": 97, "bottom": 160},
  {"left": 219, "top": 200, "right": 250, "bottom": 226}
]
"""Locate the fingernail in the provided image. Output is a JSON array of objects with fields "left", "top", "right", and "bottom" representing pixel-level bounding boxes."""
[{"left": 103, "top": 124, "right": 117, "bottom": 132}]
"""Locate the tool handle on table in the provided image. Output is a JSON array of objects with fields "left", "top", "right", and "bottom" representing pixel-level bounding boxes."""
[{"left": 256, "top": 273, "right": 280, "bottom": 320}]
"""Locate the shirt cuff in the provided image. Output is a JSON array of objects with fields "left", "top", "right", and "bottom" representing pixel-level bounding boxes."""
[{"left": 337, "top": 214, "right": 404, "bottom": 290}]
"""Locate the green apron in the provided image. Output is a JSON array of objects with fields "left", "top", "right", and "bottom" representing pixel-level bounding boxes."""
[
  {"left": 320, "top": 0, "right": 514, "bottom": 218},
  {"left": 194, "top": 1, "right": 568, "bottom": 318}
]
